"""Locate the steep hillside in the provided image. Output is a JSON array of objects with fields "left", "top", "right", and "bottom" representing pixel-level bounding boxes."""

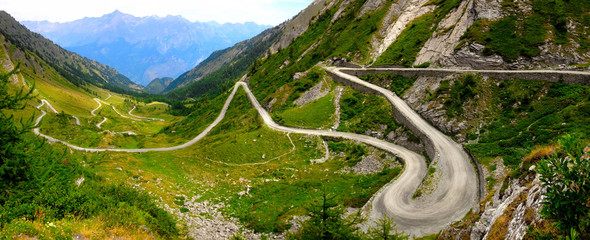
[
  {"left": 229, "top": 0, "right": 589, "bottom": 238},
  {"left": 0, "top": 19, "right": 181, "bottom": 240},
  {"left": 146, "top": 77, "right": 174, "bottom": 94},
  {"left": 164, "top": 27, "right": 283, "bottom": 100},
  {"left": 0, "top": 11, "right": 142, "bottom": 92},
  {"left": 170, "top": 0, "right": 588, "bottom": 102},
  {"left": 163, "top": 0, "right": 332, "bottom": 99},
  {"left": 23, "top": 11, "right": 270, "bottom": 85}
]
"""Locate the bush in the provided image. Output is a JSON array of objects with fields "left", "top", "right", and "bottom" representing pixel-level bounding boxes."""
[
  {"left": 289, "top": 190, "right": 363, "bottom": 240},
  {"left": 535, "top": 134, "right": 589, "bottom": 238},
  {"left": 413, "top": 62, "right": 431, "bottom": 68}
]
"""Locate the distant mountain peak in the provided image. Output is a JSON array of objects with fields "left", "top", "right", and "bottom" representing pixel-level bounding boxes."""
[{"left": 22, "top": 13, "right": 271, "bottom": 86}]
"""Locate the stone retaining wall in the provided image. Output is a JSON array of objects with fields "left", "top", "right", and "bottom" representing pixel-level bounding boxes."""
[
  {"left": 327, "top": 71, "right": 438, "bottom": 163},
  {"left": 341, "top": 69, "right": 590, "bottom": 85}
]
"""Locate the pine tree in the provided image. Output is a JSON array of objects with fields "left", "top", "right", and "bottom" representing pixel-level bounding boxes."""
[
  {"left": 0, "top": 64, "right": 36, "bottom": 202},
  {"left": 290, "top": 189, "right": 363, "bottom": 240}
]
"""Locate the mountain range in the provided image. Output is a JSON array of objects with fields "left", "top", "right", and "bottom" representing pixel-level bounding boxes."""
[
  {"left": 22, "top": 10, "right": 270, "bottom": 86},
  {"left": 0, "top": 11, "right": 141, "bottom": 92}
]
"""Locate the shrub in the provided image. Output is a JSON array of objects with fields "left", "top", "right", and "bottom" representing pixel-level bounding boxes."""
[
  {"left": 413, "top": 62, "right": 431, "bottom": 68},
  {"left": 535, "top": 134, "right": 589, "bottom": 238}
]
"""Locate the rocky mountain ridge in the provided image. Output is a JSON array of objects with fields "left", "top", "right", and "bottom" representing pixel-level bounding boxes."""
[
  {"left": 23, "top": 10, "right": 270, "bottom": 86},
  {"left": 0, "top": 11, "right": 142, "bottom": 92}
]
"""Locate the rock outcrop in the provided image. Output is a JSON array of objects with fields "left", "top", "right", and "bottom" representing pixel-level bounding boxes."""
[
  {"left": 414, "top": 0, "right": 475, "bottom": 66},
  {"left": 471, "top": 174, "right": 545, "bottom": 240},
  {"left": 164, "top": 197, "right": 284, "bottom": 240},
  {"left": 371, "top": 0, "right": 436, "bottom": 60}
]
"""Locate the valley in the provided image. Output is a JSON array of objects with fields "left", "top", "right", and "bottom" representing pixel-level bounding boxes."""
[{"left": 27, "top": 65, "right": 588, "bottom": 238}]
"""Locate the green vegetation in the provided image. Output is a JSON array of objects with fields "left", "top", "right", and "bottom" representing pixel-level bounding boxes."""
[
  {"left": 413, "top": 62, "right": 431, "bottom": 68},
  {"left": 426, "top": 73, "right": 590, "bottom": 168},
  {"left": 366, "top": 216, "right": 408, "bottom": 240},
  {"left": 35, "top": 98, "right": 183, "bottom": 149},
  {"left": 226, "top": 138, "right": 402, "bottom": 233},
  {"left": 358, "top": 73, "right": 417, "bottom": 96},
  {"left": 471, "top": 81, "right": 589, "bottom": 167},
  {"left": 374, "top": 0, "right": 463, "bottom": 66},
  {"left": 0, "top": 67, "right": 178, "bottom": 239},
  {"left": 464, "top": 16, "right": 546, "bottom": 61},
  {"left": 535, "top": 134, "right": 589, "bottom": 238},
  {"left": 431, "top": 74, "right": 479, "bottom": 117},
  {"left": 288, "top": 190, "right": 363, "bottom": 240},
  {"left": 328, "top": 140, "right": 367, "bottom": 167},
  {"left": 249, "top": 0, "right": 393, "bottom": 102},
  {"left": 166, "top": 27, "right": 282, "bottom": 101},
  {"left": 374, "top": 14, "right": 436, "bottom": 66},
  {"left": 268, "top": 67, "right": 331, "bottom": 112},
  {"left": 77, "top": 86, "right": 405, "bottom": 235},
  {"left": 277, "top": 93, "right": 336, "bottom": 128},
  {"left": 288, "top": 190, "right": 408, "bottom": 239},
  {"left": 463, "top": 0, "right": 590, "bottom": 61},
  {"left": 338, "top": 88, "right": 400, "bottom": 135}
]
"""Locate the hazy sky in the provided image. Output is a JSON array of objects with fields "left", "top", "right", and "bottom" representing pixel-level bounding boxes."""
[{"left": 1, "top": 0, "right": 313, "bottom": 25}]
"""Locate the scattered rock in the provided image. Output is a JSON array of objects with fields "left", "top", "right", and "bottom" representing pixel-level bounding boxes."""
[
  {"left": 293, "top": 72, "right": 307, "bottom": 81},
  {"left": 72, "top": 234, "right": 88, "bottom": 240},
  {"left": 293, "top": 80, "right": 330, "bottom": 106},
  {"left": 162, "top": 197, "right": 284, "bottom": 240},
  {"left": 75, "top": 176, "right": 85, "bottom": 187}
]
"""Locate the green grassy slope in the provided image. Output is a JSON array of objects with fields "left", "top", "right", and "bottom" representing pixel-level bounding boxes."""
[
  {"left": 106, "top": 87, "right": 404, "bottom": 233},
  {"left": 0, "top": 65, "right": 179, "bottom": 239}
]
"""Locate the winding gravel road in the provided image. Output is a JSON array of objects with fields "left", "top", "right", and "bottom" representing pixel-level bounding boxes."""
[
  {"left": 96, "top": 117, "right": 107, "bottom": 129},
  {"left": 327, "top": 67, "right": 478, "bottom": 236},
  {"left": 31, "top": 67, "right": 507, "bottom": 236},
  {"left": 129, "top": 106, "right": 165, "bottom": 121},
  {"left": 91, "top": 98, "right": 102, "bottom": 116}
]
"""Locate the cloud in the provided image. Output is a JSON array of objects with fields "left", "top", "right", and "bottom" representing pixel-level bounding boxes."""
[{"left": 1, "top": 0, "right": 313, "bottom": 25}]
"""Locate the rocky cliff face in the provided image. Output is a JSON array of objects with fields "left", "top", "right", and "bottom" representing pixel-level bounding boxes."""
[
  {"left": 268, "top": 0, "right": 334, "bottom": 54},
  {"left": 403, "top": 75, "right": 475, "bottom": 142},
  {"left": 439, "top": 164, "right": 546, "bottom": 240},
  {"left": 413, "top": 0, "right": 589, "bottom": 70}
]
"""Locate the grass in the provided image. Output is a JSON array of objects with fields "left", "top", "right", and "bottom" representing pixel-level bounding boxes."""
[
  {"left": 249, "top": 0, "right": 393, "bottom": 102},
  {"left": 374, "top": 13, "right": 437, "bottom": 66},
  {"left": 2, "top": 43, "right": 184, "bottom": 150},
  {"left": 0, "top": 217, "right": 157, "bottom": 239},
  {"left": 276, "top": 92, "right": 336, "bottom": 129},
  {"left": 338, "top": 87, "right": 401, "bottom": 135},
  {"left": 464, "top": 16, "right": 545, "bottom": 62},
  {"left": 469, "top": 81, "right": 590, "bottom": 167},
  {"left": 81, "top": 87, "right": 405, "bottom": 234},
  {"left": 431, "top": 74, "right": 479, "bottom": 118},
  {"left": 0, "top": 131, "right": 179, "bottom": 239},
  {"left": 37, "top": 101, "right": 184, "bottom": 149}
]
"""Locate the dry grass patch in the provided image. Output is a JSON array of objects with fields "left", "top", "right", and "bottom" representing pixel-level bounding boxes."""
[{"left": 522, "top": 145, "right": 558, "bottom": 166}]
